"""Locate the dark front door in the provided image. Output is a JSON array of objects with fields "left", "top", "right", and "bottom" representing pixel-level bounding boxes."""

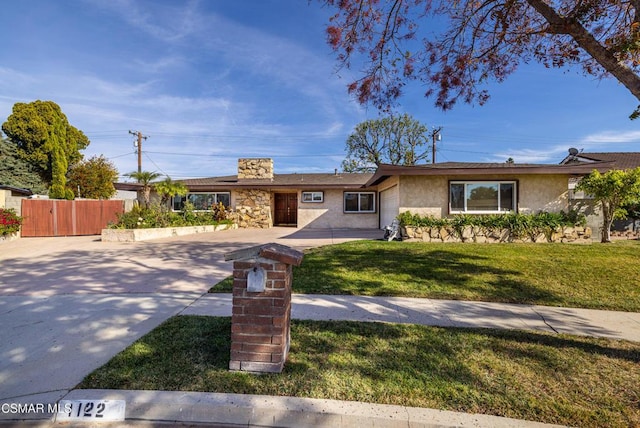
[{"left": 274, "top": 193, "right": 297, "bottom": 226}]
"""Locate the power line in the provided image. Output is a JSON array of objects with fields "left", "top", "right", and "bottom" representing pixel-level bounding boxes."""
[
  {"left": 144, "top": 150, "right": 345, "bottom": 158},
  {"left": 143, "top": 152, "right": 170, "bottom": 177},
  {"left": 110, "top": 151, "right": 136, "bottom": 159}
]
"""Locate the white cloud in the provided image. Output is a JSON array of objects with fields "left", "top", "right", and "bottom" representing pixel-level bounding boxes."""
[
  {"left": 85, "top": 0, "right": 203, "bottom": 43},
  {"left": 489, "top": 145, "right": 572, "bottom": 164},
  {"left": 581, "top": 130, "right": 640, "bottom": 145}
]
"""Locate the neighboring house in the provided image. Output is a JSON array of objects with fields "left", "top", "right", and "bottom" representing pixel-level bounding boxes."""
[
  {"left": 559, "top": 150, "right": 640, "bottom": 198},
  {"left": 0, "top": 185, "right": 32, "bottom": 216},
  {"left": 559, "top": 151, "right": 640, "bottom": 169},
  {"left": 559, "top": 151, "right": 640, "bottom": 237}
]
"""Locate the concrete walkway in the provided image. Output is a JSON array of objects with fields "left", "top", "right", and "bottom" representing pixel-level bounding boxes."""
[
  {"left": 185, "top": 294, "right": 640, "bottom": 342},
  {"left": 0, "top": 228, "right": 638, "bottom": 427}
]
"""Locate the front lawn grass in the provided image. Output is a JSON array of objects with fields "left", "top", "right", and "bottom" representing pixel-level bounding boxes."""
[
  {"left": 212, "top": 240, "right": 640, "bottom": 312},
  {"left": 78, "top": 316, "right": 640, "bottom": 428}
]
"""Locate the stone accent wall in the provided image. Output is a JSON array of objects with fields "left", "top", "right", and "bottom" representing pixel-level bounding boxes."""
[
  {"left": 233, "top": 189, "right": 272, "bottom": 228},
  {"left": 402, "top": 225, "right": 592, "bottom": 243},
  {"left": 232, "top": 159, "right": 274, "bottom": 228},
  {"left": 237, "top": 158, "right": 274, "bottom": 180}
]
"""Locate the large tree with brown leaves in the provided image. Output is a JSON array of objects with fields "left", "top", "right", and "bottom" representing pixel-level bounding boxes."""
[{"left": 324, "top": 1, "right": 640, "bottom": 116}]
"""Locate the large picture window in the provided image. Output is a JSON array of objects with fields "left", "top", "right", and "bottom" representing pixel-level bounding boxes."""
[
  {"left": 172, "top": 192, "right": 231, "bottom": 211},
  {"left": 450, "top": 181, "right": 516, "bottom": 214},
  {"left": 344, "top": 192, "right": 375, "bottom": 213}
]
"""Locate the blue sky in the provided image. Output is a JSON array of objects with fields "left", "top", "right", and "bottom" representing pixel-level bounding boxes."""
[{"left": 1, "top": 0, "right": 640, "bottom": 180}]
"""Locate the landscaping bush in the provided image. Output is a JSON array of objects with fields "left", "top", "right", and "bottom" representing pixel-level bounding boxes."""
[
  {"left": 0, "top": 208, "right": 22, "bottom": 236},
  {"left": 398, "top": 210, "right": 586, "bottom": 240},
  {"left": 109, "top": 202, "right": 232, "bottom": 229}
]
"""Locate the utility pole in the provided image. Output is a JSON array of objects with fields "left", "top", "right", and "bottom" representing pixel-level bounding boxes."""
[
  {"left": 128, "top": 130, "right": 148, "bottom": 175},
  {"left": 431, "top": 127, "right": 442, "bottom": 164}
]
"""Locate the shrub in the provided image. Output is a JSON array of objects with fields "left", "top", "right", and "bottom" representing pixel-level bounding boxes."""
[
  {"left": 398, "top": 211, "right": 586, "bottom": 239},
  {"left": 0, "top": 208, "right": 23, "bottom": 236},
  {"left": 109, "top": 202, "right": 232, "bottom": 229}
]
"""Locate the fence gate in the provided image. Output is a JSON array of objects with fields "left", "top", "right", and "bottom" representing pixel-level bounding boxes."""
[{"left": 21, "top": 199, "right": 124, "bottom": 237}]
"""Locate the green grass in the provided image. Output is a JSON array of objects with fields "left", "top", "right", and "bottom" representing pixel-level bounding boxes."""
[
  {"left": 78, "top": 316, "right": 640, "bottom": 428},
  {"left": 212, "top": 240, "right": 640, "bottom": 311}
]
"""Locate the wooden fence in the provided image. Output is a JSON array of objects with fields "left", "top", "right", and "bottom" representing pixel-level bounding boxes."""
[{"left": 20, "top": 199, "right": 124, "bottom": 237}]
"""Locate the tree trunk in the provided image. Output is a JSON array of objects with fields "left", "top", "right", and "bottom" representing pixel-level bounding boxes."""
[
  {"left": 526, "top": 0, "right": 640, "bottom": 104},
  {"left": 143, "top": 186, "right": 151, "bottom": 209},
  {"left": 601, "top": 203, "right": 614, "bottom": 243}
]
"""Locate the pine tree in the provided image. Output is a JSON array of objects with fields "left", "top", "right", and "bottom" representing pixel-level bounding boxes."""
[{"left": 0, "top": 133, "right": 48, "bottom": 193}]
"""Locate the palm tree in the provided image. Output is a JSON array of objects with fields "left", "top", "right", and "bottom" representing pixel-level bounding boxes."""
[
  {"left": 125, "top": 171, "right": 162, "bottom": 208},
  {"left": 154, "top": 177, "right": 188, "bottom": 210}
]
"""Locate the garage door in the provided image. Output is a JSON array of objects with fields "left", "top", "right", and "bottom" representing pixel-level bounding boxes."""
[{"left": 380, "top": 185, "right": 399, "bottom": 229}]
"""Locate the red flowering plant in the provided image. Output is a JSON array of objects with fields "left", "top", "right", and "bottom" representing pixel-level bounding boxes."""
[{"left": 0, "top": 208, "right": 23, "bottom": 236}]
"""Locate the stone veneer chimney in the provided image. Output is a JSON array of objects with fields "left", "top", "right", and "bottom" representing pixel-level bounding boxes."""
[
  {"left": 238, "top": 158, "right": 274, "bottom": 180},
  {"left": 234, "top": 158, "right": 274, "bottom": 228}
]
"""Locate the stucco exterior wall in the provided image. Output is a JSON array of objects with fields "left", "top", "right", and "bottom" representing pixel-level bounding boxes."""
[
  {"left": 399, "top": 176, "right": 449, "bottom": 217},
  {"left": 0, "top": 190, "right": 26, "bottom": 215},
  {"left": 569, "top": 198, "right": 603, "bottom": 242},
  {"left": 396, "top": 174, "right": 570, "bottom": 218},
  {"left": 377, "top": 176, "right": 400, "bottom": 193},
  {"left": 297, "top": 189, "right": 378, "bottom": 229},
  {"left": 518, "top": 174, "right": 569, "bottom": 213}
]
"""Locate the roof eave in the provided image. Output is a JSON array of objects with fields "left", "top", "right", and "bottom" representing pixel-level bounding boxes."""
[
  {"left": 185, "top": 183, "right": 372, "bottom": 191},
  {"left": 364, "top": 162, "right": 615, "bottom": 186}
]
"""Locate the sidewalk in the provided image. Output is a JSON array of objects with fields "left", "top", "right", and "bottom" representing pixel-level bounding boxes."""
[
  {"left": 4, "top": 294, "right": 637, "bottom": 427},
  {"left": 184, "top": 293, "right": 640, "bottom": 342}
]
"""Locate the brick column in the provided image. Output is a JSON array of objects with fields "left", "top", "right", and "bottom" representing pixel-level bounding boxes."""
[{"left": 225, "top": 243, "right": 304, "bottom": 373}]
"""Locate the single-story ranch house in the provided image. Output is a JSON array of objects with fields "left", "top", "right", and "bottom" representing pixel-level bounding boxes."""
[{"left": 116, "top": 152, "right": 640, "bottom": 234}]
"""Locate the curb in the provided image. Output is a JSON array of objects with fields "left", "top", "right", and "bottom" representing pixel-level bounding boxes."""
[{"left": 48, "top": 389, "right": 566, "bottom": 428}]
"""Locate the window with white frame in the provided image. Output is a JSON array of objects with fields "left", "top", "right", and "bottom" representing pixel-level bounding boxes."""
[
  {"left": 172, "top": 192, "right": 231, "bottom": 211},
  {"left": 302, "top": 191, "right": 324, "bottom": 203},
  {"left": 344, "top": 192, "right": 375, "bottom": 213},
  {"left": 449, "top": 181, "right": 516, "bottom": 213}
]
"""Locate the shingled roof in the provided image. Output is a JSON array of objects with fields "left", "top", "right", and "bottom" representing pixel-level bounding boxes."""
[
  {"left": 560, "top": 152, "right": 640, "bottom": 170},
  {"left": 115, "top": 172, "right": 374, "bottom": 192},
  {"left": 179, "top": 172, "right": 373, "bottom": 190}
]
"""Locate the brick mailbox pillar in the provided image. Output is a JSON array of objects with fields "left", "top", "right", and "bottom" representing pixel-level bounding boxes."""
[{"left": 224, "top": 243, "right": 304, "bottom": 373}]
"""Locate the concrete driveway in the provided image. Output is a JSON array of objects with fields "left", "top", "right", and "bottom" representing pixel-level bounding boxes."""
[{"left": 0, "top": 227, "right": 382, "bottom": 405}]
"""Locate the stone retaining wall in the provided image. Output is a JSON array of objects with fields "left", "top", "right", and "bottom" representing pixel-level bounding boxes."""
[
  {"left": 402, "top": 225, "right": 592, "bottom": 243},
  {"left": 610, "top": 229, "right": 640, "bottom": 240},
  {"left": 0, "top": 233, "right": 20, "bottom": 244},
  {"left": 101, "top": 223, "right": 237, "bottom": 242}
]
